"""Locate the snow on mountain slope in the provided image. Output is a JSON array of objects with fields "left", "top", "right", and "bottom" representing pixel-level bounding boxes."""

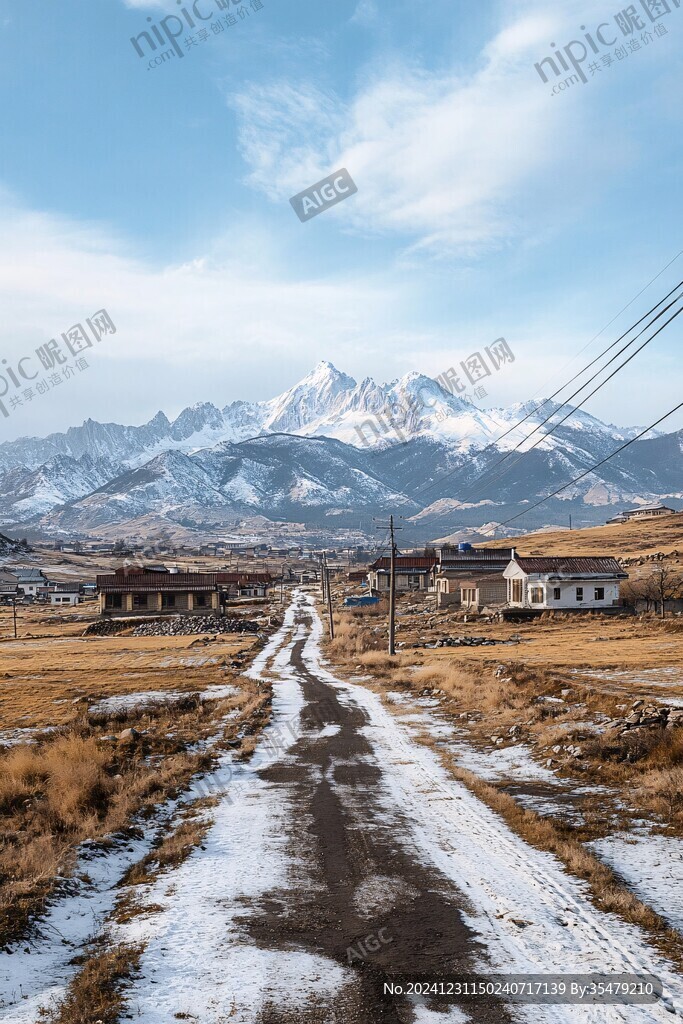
[{"left": 0, "top": 362, "right": 677, "bottom": 532}]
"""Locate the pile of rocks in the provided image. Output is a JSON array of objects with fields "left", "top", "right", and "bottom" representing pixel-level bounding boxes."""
[
  {"left": 421, "top": 636, "right": 515, "bottom": 649},
  {"left": 84, "top": 618, "right": 128, "bottom": 636},
  {"left": 132, "top": 616, "right": 261, "bottom": 637},
  {"left": 85, "top": 615, "right": 261, "bottom": 637},
  {"left": 603, "top": 699, "right": 683, "bottom": 735}
]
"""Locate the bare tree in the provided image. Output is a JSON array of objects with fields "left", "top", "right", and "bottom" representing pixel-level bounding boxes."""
[{"left": 643, "top": 565, "right": 683, "bottom": 618}]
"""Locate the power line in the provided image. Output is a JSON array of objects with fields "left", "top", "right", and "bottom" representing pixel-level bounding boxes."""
[
  {"left": 421, "top": 280, "right": 683, "bottom": 516},
  {"left": 498, "top": 289, "right": 683, "bottom": 457},
  {"left": 461, "top": 296, "right": 683, "bottom": 503},
  {"left": 488, "top": 400, "right": 683, "bottom": 533},
  {"left": 510, "top": 248, "right": 683, "bottom": 419}
]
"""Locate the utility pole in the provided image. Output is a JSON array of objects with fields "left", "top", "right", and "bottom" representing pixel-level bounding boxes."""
[
  {"left": 320, "top": 554, "right": 327, "bottom": 602},
  {"left": 375, "top": 516, "right": 402, "bottom": 655},
  {"left": 325, "top": 564, "right": 335, "bottom": 639},
  {"left": 389, "top": 517, "right": 397, "bottom": 655},
  {"left": 12, "top": 597, "right": 17, "bottom": 639}
]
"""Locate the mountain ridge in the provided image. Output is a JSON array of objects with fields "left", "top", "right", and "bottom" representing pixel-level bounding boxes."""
[{"left": 0, "top": 362, "right": 679, "bottom": 539}]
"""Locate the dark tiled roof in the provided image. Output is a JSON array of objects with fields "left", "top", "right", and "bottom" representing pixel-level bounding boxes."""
[
  {"left": 370, "top": 557, "right": 437, "bottom": 570},
  {"left": 513, "top": 557, "right": 627, "bottom": 577},
  {"left": 436, "top": 559, "right": 510, "bottom": 573},
  {"left": 97, "top": 572, "right": 218, "bottom": 592},
  {"left": 440, "top": 548, "right": 514, "bottom": 560}
]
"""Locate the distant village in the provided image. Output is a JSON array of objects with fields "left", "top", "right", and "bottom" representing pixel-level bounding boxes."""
[{"left": 1, "top": 502, "right": 681, "bottom": 619}]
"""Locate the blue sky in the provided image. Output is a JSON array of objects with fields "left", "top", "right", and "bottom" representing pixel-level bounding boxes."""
[{"left": 0, "top": 0, "right": 681, "bottom": 440}]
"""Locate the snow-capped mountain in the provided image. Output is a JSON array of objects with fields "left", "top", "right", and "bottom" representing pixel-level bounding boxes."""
[{"left": 0, "top": 362, "right": 679, "bottom": 538}]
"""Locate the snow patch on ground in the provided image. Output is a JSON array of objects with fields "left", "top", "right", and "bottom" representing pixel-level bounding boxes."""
[
  {"left": 450, "top": 742, "right": 561, "bottom": 786},
  {"left": 0, "top": 826, "right": 165, "bottom": 1021},
  {"left": 88, "top": 683, "right": 239, "bottom": 715},
  {"left": 590, "top": 832, "right": 683, "bottom": 934}
]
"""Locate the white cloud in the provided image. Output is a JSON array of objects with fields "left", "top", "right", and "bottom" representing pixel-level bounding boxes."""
[
  {"left": 0, "top": 191, "right": 426, "bottom": 437},
  {"left": 230, "top": 3, "right": 625, "bottom": 258}
]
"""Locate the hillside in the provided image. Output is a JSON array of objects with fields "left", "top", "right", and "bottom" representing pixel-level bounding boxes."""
[{"left": 483, "top": 512, "right": 683, "bottom": 560}]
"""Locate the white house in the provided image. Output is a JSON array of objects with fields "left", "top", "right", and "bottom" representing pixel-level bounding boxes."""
[
  {"left": 38, "top": 584, "right": 81, "bottom": 606},
  {"left": 504, "top": 556, "right": 628, "bottom": 612},
  {"left": 13, "top": 567, "right": 47, "bottom": 597}
]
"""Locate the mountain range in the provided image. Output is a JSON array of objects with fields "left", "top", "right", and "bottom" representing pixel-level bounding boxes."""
[{"left": 0, "top": 362, "right": 680, "bottom": 543}]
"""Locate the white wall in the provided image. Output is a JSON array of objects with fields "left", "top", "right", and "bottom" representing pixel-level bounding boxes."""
[{"left": 506, "top": 575, "right": 621, "bottom": 609}]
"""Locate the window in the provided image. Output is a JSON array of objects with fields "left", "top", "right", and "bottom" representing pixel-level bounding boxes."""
[
  {"left": 553, "top": 587, "right": 561, "bottom": 601},
  {"left": 105, "top": 594, "right": 122, "bottom": 609},
  {"left": 530, "top": 586, "right": 544, "bottom": 604},
  {"left": 594, "top": 587, "right": 605, "bottom": 601},
  {"left": 576, "top": 587, "right": 584, "bottom": 601},
  {"left": 195, "top": 592, "right": 210, "bottom": 608},
  {"left": 133, "top": 593, "right": 148, "bottom": 608},
  {"left": 511, "top": 579, "right": 523, "bottom": 603},
  {"left": 162, "top": 593, "right": 176, "bottom": 608}
]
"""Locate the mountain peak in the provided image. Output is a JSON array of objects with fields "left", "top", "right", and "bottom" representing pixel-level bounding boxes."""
[{"left": 305, "top": 361, "right": 357, "bottom": 388}]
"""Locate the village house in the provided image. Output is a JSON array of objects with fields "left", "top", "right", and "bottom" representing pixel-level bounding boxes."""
[
  {"left": 503, "top": 556, "right": 628, "bottom": 613},
  {"left": 459, "top": 574, "right": 508, "bottom": 613},
  {"left": 0, "top": 570, "right": 18, "bottom": 602},
  {"left": 216, "top": 572, "right": 273, "bottom": 599},
  {"left": 430, "top": 545, "right": 515, "bottom": 608},
  {"left": 606, "top": 502, "right": 677, "bottom": 525},
  {"left": 368, "top": 555, "right": 437, "bottom": 595},
  {"left": 37, "top": 583, "right": 81, "bottom": 606},
  {"left": 97, "top": 568, "right": 222, "bottom": 616},
  {"left": 96, "top": 567, "right": 272, "bottom": 615},
  {"left": 13, "top": 567, "right": 48, "bottom": 598}
]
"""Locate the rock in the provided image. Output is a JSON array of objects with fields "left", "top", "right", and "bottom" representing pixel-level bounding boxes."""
[
  {"left": 632, "top": 700, "right": 644, "bottom": 710},
  {"left": 508, "top": 725, "right": 521, "bottom": 736},
  {"left": 625, "top": 713, "right": 642, "bottom": 726},
  {"left": 117, "top": 728, "right": 140, "bottom": 743},
  {"left": 668, "top": 710, "right": 683, "bottom": 725}
]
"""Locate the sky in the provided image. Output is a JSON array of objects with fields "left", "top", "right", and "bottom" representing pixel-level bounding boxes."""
[{"left": 0, "top": 0, "right": 682, "bottom": 441}]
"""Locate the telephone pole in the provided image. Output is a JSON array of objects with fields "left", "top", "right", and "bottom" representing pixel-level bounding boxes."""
[
  {"left": 389, "top": 517, "right": 397, "bottom": 655},
  {"left": 375, "top": 516, "right": 402, "bottom": 655},
  {"left": 325, "top": 563, "right": 335, "bottom": 639}
]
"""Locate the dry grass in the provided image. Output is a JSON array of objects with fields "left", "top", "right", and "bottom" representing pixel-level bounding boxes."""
[
  {"left": 120, "top": 812, "right": 212, "bottom": 889},
  {"left": 40, "top": 938, "right": 143, "bottom": 1024},
  {"left": 483, "top": 513, "right": 683, "bottom": 560},
  {"left": 0, "top": 680, "right": 272, "bottom": 948},
  {"left": 0, "top": 631, "right": 254, "bottom": 732}
]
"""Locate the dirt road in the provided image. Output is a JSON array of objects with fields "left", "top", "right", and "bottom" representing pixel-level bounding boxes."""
[{"left": 3, "top": 591, "right": 681, "bottom": 1023}]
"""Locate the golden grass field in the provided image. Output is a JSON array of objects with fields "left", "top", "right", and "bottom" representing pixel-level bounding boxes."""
[
  {"left": 485, "top": 512, "right": 683, "bottom": 561},
  {"left": 0, "top": 604, "right": 256, "bottom": 732}
]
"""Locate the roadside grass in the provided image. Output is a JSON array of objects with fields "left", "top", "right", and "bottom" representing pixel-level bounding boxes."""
[
  {"left": 0, "top": 684, "right": 271, "bottom": 949},
  {"left": 39, "top": 937, "right": 143, "bottom": 1024},
  {"left": 118, "top": 805, "right": 214, "bottom": 893}
]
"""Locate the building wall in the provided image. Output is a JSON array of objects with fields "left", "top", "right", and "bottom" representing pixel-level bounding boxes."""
[
  {"left": 100, "top": 590, "right": 219, "bottom": 616},
  {"left": 505, "top": 573, "right": 621, "bottom": 610},
  {"left": 369, "top": 572, "right": 430, "bottom": 593}
]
